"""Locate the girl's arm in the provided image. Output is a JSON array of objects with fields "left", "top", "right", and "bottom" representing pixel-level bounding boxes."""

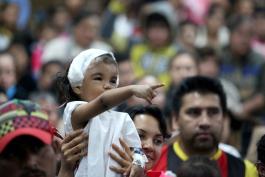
[{"left": 72, "top": 84, "right": 163, "bottom": 129}]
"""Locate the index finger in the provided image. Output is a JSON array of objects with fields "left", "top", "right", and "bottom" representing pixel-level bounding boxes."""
[{"left": 151, "top": 84, "right": 164, "bottom": 90}]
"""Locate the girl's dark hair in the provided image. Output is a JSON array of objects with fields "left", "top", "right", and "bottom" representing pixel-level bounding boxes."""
[
  {"left": 125, "top": 105, "right": 169, "bottom": 138},
  {"left": 257, "top": 134, "right": 265, "bottom": 164},
  {"left": 177, "top": 156, "right": 221, "bottom": 177},
  {"left": 56, "top": 66, "right": 80, "bottom": 104}
]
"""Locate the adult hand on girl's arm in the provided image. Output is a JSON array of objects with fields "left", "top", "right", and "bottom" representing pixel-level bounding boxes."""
[
  {"left": 58, "top": 129, "right": 88, "bottom": 177},
  {"left": 109, "top": 138, "right": 145, "bottom": 177}
]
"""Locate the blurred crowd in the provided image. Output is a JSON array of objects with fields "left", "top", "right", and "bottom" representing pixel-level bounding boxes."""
[{"left": 0, "top": 0, "right": 265, "bottom": 168}]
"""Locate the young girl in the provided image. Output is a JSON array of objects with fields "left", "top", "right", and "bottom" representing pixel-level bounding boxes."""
[{"left": 57, "top": 48, "right": 163, "bottom": 177}]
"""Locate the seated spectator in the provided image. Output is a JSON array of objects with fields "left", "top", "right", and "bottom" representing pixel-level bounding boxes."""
[{"left": 0, "top": 51, "right": 28, "bottom": 100}]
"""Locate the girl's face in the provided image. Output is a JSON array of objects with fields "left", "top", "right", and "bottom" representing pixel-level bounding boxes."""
[
  {"left": 169, "top": 54, "right": 198, "bottom": 86},
  {"left": 133, "top": 114, "right": 164, "bottom": 170},
  {"left": 78, "top": 60, "right": 118, "bottom": 101}
]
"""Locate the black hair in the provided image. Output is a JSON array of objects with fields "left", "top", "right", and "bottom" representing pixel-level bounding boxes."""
[
  {"left": 72, "top": 11, "right": 98, "bottom": 27},
  {"left": 113, "top": 52, "right": 130, "bottom": 64},
  {"left": 207, "top": 3, "right": 224, "bottom": 17},
  {"left": 125, "top": 105, "right": 168, "bottom": 138},
  {"left": 172, "top": 76, "right": 227, "bottom": 115},
  {"left": 55, "top": 66, "right": 80, "bottom": 104},
  {"left": 41, "top": 60, "right": 64, "bottom": 74},
  {"left": 144, "top": 13, "right": 170, "bottom": 30},
  {"left": 56, "top": 54, "right": 117, "bottom": 104},
  {"left": 177, "top": 156, "right": 221, "bottom": 177},
  {"left": 254, "top": 7, "right": 265, "bottom": 18},
  {"left": 227, "top": 15, "right": 253, "bottom": 32},
  {"left": 257, "top": 134, "right": 265, "bottom": 164},
  {"left": 196, "top": 46, "right": 220, "bottom": 65},
  {"left": 168, "top": 49, "right": 198, "bottom": 70}
]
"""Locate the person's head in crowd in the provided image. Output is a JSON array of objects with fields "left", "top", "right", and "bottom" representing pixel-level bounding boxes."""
[
  {"left": 257, "top": 134, "right": 265, "bottom": 177},
  {"left": 7, "top": 40, "right": 30, "bottom": 80},
  {"left": 0, "top": 51, "right": 17, "bottom": 92},
  {"left": 235, "top": 0, "right": 254, "bottom": 17},
  {"left": 227, "top": 15, "right": 253, "bottom": 56},
  {"left": 171, "top": 76, "right": 227, "bottom": 156},
  {"left": 29, "top": 92, "right": 61, "bottom": 129},
  {"left": 48, "top": 4, "right": 70, "bottom": 34},
  {"left": 177, "top": 20, "right": 197, "bottom": 52},
  {"left": 168, "top": 50, "right": 198, "bottom": 87},
  {"left": 142, "top": 8, "right": 173, "bottom": 49},
  {"left": 0, "top": 99, "right": 58, "bottom": 177},
  {"left": 73, "top": 11, "right": 100, "bottom": 48},
  {"left": 176, "top": 155, "right": 221, "bottom": 177},
  {"left": 65, "top": 0, "right": 86, "bottom": 18},
  {"left": 127, "top": 75, "right": 166, "bottom": 110},
  {"left": 205, "top": 3, "right": 225, "bottom": 36},
  {"left": 38, "top": 60, "right": 64, "bottom": 92},
  {"left": 0, "top": 2, "right": 19, "bottom": 30},
  {"left": 35, "top": 22, "right": 58, "bottom": 43},
  {"left": 254, "top": 8, "right": 265, "bottom": 41},
  {"left": 115, "top": 52, "right": 136, "bottom": 87},
  {"left": 125, "top": 105, "right": 168, "bottom": 170},
  {"left": 197, "top": 46, "right": 220, "bottom": 78}
]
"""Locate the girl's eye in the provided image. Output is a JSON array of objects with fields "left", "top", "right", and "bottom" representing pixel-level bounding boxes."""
[
  {"left": 94, "top": 77, "right": 102, "bottom": 81},
  {"left": 138, "top": 133, "right": 145, "bottom": 140},
  {"left": 110, "top": 79, "right": 117, "bottom": 84},
  {"left": 153, "top": 138, "right": 163, "bottom": 146}
]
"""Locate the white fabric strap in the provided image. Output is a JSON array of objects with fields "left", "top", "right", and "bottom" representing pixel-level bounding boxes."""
[{"left": 67, "top": 48, "right": 117, "bottom": 87}]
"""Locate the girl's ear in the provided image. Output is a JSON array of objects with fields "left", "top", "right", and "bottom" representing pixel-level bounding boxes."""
[{"left": 73, "top": 86, "right": 82, "bottom": 96}]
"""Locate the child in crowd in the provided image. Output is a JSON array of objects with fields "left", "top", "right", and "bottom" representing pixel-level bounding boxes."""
[{"left": 57, "top": 48, "right": 163, "bottom": 177}]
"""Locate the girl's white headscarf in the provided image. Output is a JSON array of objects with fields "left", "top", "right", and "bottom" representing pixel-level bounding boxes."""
[{"left": 67, "top": 48, "right": 118, "bottom": 88}]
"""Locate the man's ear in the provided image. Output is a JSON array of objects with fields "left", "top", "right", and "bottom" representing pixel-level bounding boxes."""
[
  {"left": 72, "top": 86, "right": 81, "bottom": 95},
  {"left": 171, "top": 112, "right": 179, "bottom": 132}
]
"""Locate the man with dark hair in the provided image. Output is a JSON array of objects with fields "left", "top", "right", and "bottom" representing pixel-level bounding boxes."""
[
  {"left": 152, "top": 76, "right": 257, "bottom": 177},
  {"left": 257, "top": 134, "right": 265, "bottom": 177}
]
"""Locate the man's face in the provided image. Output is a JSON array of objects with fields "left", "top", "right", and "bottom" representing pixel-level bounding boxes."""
[
  {"left": 0, "top": 136, "right": 57, "bottom": 177},
  {"left": 0, "top": 54, "right": 16, "bottom": 90},
  {"left": 230, "top": 21, "right": 253, "bottom": 56},
  {"left": 175, "top": 92, "right": 224, "bottom": 154}
]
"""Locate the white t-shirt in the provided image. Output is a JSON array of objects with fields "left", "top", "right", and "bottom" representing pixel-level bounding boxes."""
[{"left": 64, "top": 101, "right": 142, "bottom": 177}]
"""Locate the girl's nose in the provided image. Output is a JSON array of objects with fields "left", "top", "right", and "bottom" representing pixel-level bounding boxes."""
[
  {"left": 103, "top": 82, "right": 115, "bottom": 90},
  {"left": 142, "top": 139, "right": 154, "bottom": 150}
]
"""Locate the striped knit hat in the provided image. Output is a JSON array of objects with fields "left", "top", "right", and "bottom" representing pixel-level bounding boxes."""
[{"left": 0, "top": 99, "right": 53, "bottom": 152}]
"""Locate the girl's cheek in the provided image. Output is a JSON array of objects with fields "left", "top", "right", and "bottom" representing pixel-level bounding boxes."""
[{"left": 154, "top": 146, "right": 162, "bottom": 161}]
